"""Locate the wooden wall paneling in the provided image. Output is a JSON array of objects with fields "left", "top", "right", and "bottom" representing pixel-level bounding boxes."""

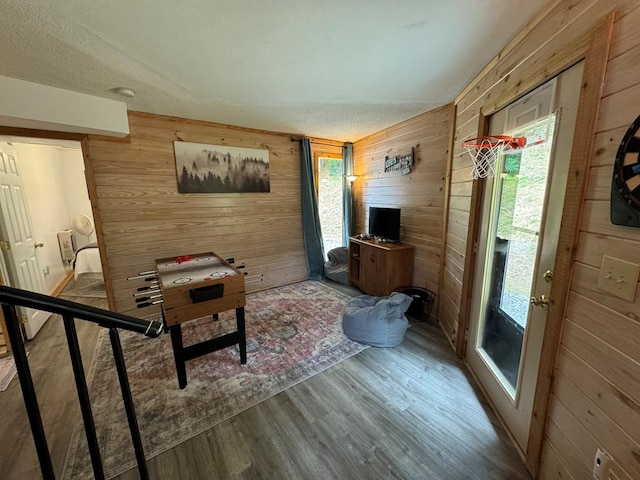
[
  {"left": 455, "top": 176, "right": 484, "bottom": 359},
  {"left": 591, "top": 126, "right": 628, "bottom": 167},
  {"left": 438, "top": 288, "right": 458, "bottom": 346},
  {"left": 443, "top": 2, "right": 630, "bottom": 476},
  {"left": 556, "top": 344, "right": 640, "bottom": 442},
  {"left": 446, "top": 221, "right": 468, "bottom": 245},
  {"left": 544, "top": 391, "right": 634, "bottom": 480},
  {"left": 353, "top": 105, "right": 453, "bottom": 321},
  {"left": 571, "top": 262, "right": 640, "bottom": 316},
  {"left": 525, "top": 15, "right": 615, "bottom": 475},
  {"left": 581, "top": 199, "right": 640, "bottom": 238},
  {"left": 455, "top": 0, "right": 612, "bottom": 114},
  {"left": 546, "top": 394, "right": 601, "bottom": 472},
  {"left": 603, "top": 41, "right": 640, "bottom": 96},
  {"left": 552, "top": 370, "right": 639, "bottom": 479},
  {"left": 564, "top": 297, "right": 640, "bottom": 377},
  {"left": 584, "top": 164, "right": 612, "bottom": 200},
  {"left": 575, "top": 231, "right": 640, "bottom": 268},
  {"left": 480, "top": 16, "right": 598, "bottom": 117},
  {"left": 454, "top": 0, "right": 566, "bottom": 106},
  {"left": 541, "top": 418, "right": 586, "bottom": 479},
  {"left": 598, "top": 83, "right": 640, "bottom": 132},
  {"left": 608, "top": 2, "right": 640, "bottom": 59},
  {"left": 86, "top": 111, "right": 308, "bottom": 316},
  {"left": 82, "top": 136, "right": 118, "bottom": 310}
]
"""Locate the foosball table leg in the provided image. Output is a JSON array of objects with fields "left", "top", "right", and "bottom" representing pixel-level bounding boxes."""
[
  {"left": 169, "top": 324, "right": 188, "bottom": 389},
  {"left": 236, "top": 307, "right": 247, "bottom": 364}
]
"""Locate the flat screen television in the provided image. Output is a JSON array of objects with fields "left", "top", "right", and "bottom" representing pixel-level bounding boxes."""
[{"left": 369, "top": 207, "right": 401, "bottom": 242}]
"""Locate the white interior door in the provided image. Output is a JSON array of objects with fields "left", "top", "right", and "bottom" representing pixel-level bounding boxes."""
[
  {"left": 0, "top": 144, "right": 49, "bottom": 339},
  {"left": 466, "top": 62, "right": 583, "bottom": 453}
]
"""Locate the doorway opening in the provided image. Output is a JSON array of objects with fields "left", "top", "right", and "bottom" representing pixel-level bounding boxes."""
[
  {"left": 466, "top": 61, "right": 583, "bottom": 452},
  {"left": 479, "top": 116, "right": 556, "bottom": 391},
  {"left": 315, "top": 154, "right": 344, "bottom": 257},
  {"left": 0, "top": 136, "right": 100, "bottom": 343}
]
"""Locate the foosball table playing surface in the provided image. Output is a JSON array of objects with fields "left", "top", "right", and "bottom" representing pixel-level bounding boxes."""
[{"left": 155, "top": 252, "right": 247, "bottom": 389}]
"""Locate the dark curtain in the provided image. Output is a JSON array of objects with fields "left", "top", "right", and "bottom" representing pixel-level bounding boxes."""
[
  {"left": 300, "top": 138, "right": 325, "bottom": 280},
  {"left": 342, "top": 142, "right": 354, "bottom": 245}
]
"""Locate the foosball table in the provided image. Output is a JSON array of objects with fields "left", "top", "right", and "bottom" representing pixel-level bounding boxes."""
[{"left": 132, "top": 252, "right": 247, "bottom": 389}]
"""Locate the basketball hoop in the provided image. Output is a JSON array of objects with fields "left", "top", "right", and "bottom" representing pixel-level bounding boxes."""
[{"left": 462, "top": 135, "right": 526, "bottom": 179}]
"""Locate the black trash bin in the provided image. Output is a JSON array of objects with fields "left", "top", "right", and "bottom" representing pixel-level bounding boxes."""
[{"left": 394, "top": 286, "right": 436, "bottom": 322}]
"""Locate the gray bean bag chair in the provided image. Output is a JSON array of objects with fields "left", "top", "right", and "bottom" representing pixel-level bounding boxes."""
[
  {"left": 342, "top": 292, "right": 413, "bottom": 347},
  {"left": 324, "top": 247, "right": 349, "bottom": 285}
]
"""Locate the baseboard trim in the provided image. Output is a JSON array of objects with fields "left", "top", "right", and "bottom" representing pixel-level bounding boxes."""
[{"left": 52, "top": 270, "right": 74, "bottom": 297}]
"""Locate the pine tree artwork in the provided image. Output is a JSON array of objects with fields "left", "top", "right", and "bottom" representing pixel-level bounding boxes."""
[{"left": 174, "top": 141, "right": 270, "bottom": 193}]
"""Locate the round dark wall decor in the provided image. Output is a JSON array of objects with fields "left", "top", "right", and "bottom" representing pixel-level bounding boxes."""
[{"left": 611, "top": 114, "right": 640, "bottom": 227}]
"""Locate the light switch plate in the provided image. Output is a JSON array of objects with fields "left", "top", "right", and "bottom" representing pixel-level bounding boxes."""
[{"left": 597, "top": 256, "right": 640, "bottom": 302}]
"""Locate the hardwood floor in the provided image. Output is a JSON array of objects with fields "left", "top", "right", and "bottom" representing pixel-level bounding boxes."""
[{"left": 0, "top": 281, "right": 531, "bottom": 479}]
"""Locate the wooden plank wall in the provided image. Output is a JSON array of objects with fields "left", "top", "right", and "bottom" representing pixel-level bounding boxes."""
[
  {"left": 352, "top": 104, "right": 453, "bottom": 313},
  {"left": 85, "top": 111, "right": 307, "bottom": 318},
  {"left": 443, "top": 0, "right": 640, "bottom": 478}
]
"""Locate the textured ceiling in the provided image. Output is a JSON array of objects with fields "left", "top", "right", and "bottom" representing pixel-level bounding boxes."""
[{"left": 0, "top": 0, "right": 548, "bottom": 142}]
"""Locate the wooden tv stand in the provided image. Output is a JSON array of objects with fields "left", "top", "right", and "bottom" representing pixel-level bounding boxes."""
[{"left": 348, "top": 237, "right": 414, "bottom": 296}]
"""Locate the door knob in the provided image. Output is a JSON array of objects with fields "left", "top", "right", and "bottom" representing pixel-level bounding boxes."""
[
  {"left": 543, "top": 269, "right": 553, "bottom": 283},
  {"left": 34, "top": 242, "right": 44, "bottom": 248},
  {"left": 530, "top": 294, "right": 550, "bottom": 309}
]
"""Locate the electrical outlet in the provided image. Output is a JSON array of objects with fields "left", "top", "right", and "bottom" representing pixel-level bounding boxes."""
[
  {"left": 593, "top": 448, "right": 611, "bottom": 480},
  {"left": 597, "top": 256, "right": 640, "bottom": 302}
]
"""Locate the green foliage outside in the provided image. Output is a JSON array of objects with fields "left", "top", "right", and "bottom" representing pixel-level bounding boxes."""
[
  {"left": 491, "top": 119, "right": 555, "bottom": 324},
  {"left": 317, "top": 157, "right": 344, "bottom": 256}
]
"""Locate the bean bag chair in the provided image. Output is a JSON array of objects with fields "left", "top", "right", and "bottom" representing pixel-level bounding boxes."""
[
  {"left": 324, "top": 247, "right": 349, "bottom": 285},
  {"left": 342, "top": 292, "right": 412, "bottom": 347}
]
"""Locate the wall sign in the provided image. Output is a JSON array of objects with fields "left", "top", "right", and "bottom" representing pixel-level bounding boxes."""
[{"left": 384, "top": 147, "right": 414, "bottom": 175}]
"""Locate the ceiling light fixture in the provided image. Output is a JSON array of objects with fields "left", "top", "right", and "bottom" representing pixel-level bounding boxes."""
[{"left": 112, "top": 87, "right": 136, "bottom": 98}]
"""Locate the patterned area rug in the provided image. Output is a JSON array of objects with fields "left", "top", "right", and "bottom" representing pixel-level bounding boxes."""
[
  {"left": 62, "top": 281, "right": 365, "bottom": 479},
  {"left": 0, "top": 355, "right": 17, "bottom": 392},
  {"left": 60, "top": 275, "right": 107, "bottom": 299}
]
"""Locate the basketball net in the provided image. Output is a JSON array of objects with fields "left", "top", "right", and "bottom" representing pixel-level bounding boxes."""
[
  {"left": 465, "top": 139, "right": 503, "bottom": 179},
  {"left": 462, "top": 136, "right": 526, "bottom": 180}
]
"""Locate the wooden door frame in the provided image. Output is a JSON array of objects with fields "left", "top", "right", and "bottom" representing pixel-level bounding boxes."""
[
  {"left": 0, "top": 126, "right": 116, "bottom": 311},
  {"left": 455, "top": 13, "right": 615, "bottom": 477}
]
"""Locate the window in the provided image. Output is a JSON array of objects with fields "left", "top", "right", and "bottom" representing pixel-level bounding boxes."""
[{"left": 315, "top": 154, "right": 343, "bottom": 257}]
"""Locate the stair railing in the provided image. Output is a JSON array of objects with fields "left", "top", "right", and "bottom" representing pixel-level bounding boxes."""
[{"left": 0, "top": 285, "right": 163, "bottom": 480}]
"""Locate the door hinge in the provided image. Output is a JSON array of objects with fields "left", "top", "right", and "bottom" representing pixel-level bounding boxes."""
[
  {"left": 472, "top": 240, "right": 478, "bottom": 254},
  {"left": 464, "top": 328, "right": 469, "bottom": 341},
  {"left": 19, "top": 314, "right": 27, "bottom": 325},
  {"left": 0, "top": 240, "right": 10, "bottom": 251}
]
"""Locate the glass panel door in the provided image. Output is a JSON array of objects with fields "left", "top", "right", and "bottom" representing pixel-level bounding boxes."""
[
  {"left": 466, "top": 61, "right": 583, "bottom": 452},
  {"left": 479, "top": 118, "right": 555, "bottom": 394}
]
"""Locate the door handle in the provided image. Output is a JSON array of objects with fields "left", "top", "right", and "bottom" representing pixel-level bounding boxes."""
[
  {"left": 34, "top": 242, "right": 44, "bottom": 248},
  {"left": 530, "top": 294, "right": 550, "bottom": 309}
]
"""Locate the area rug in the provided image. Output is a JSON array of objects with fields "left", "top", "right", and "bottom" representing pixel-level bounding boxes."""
[
  {"left": 62, "top": 281, "right": 366, "bottom": 479},
  {"left": 60, "top": 275, "right": 107, "bottom": 299},
  {"left": 0, "top": 355, "right": 17, "bottom": 392}
]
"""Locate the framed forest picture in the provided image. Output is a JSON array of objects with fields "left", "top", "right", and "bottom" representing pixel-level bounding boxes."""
[{"left": 174, "top": 141, "right": 270, "bottom": 193}]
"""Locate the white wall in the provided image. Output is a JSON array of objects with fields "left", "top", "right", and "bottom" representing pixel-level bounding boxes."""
[{"left": 11, "top": 142, "right": 94, "bottom": 292}]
